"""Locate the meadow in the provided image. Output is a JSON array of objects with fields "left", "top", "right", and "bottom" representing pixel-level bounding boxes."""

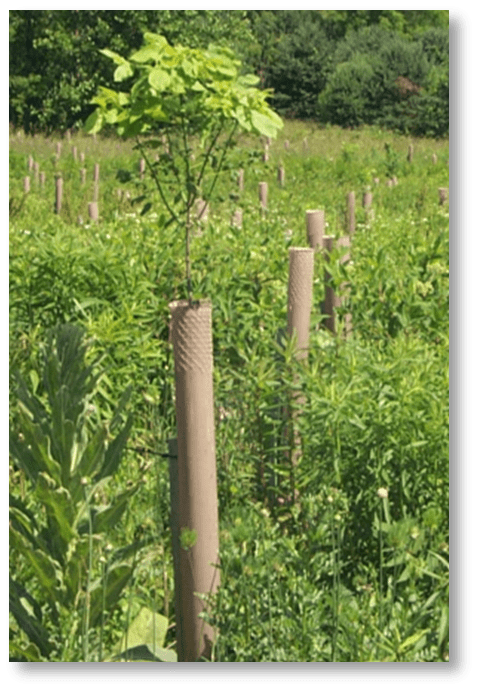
[{"left": 9, "top": 121, "right": 449, "bottom": 662}]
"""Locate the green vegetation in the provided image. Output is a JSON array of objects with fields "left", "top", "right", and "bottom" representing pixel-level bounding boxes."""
[
  {"left": 9, "top": 10, "right": 448, "bottom": 135},
  {"left": 84, "top": 32, "right": 282, "bottom": 303},
  {"left": 9, "top": 118, "right": 448, "bottom": 661}
]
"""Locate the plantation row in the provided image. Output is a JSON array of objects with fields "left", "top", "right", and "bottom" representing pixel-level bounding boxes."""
[
  {"left": 9, "top": 123, "right": 449, "bottom": 661},
  {"left": 16, "top": 142, "right": 448, "bottom": 230}
]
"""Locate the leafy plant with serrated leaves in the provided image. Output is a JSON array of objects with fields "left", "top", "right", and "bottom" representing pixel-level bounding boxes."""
[
  {"left": 9, "top": 323, "right": 144, "bottom": 661},
  {"left": 84, "top": 31, "right": 283, "bottom": 304}
]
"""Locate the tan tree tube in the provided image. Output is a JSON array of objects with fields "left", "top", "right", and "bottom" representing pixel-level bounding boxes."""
[
  {"left": 169, "top": 300, "right": 220, "bottom": 662},
  {"left": 237, "top": 168, "right": 244, "bottom": 192},
  {"left": 88, "top": 201, "right": 99, "bottom": 222},
  {"left": 363, "top": 189, "right": 374, "bottom": 222},
  {"left": 407, "top": 144, "right": 414, "bottom": 163},
  {"left": 438, "top": 187, "right": 448, "bottom": 205},
  {"left": 23, "top": 176, "right": 30, "bottom": 193},
  {"left": 259, "top": 181, "right": 268, "bottom": 210},
  {"left": 231, "top": 208, "right": 243, "bottom": 228},
  {"left": 306, "top": 209, "right": 325, "bottom": 250},
  {"left": 286, "top": 248, "right": 315, "bottom": 501}
]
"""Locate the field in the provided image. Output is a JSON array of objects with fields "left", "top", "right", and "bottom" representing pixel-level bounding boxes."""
[{"left": 9, "top": 121, "right": 449, "bottom": 662}]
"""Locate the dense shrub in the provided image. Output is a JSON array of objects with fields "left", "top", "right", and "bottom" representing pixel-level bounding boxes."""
[
  {"left": 318, "top": 26, "right": 448, "bottom": 135},
  {"left": 317, "top": 56, "right": 382, "bottom": 128},
  {"left": 256, "top": 18, "right": 334, "bottom": 119}
]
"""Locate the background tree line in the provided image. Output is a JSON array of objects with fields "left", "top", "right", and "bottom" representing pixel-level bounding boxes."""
[{"left": 9, "top": 10, "right": 449, "bottom": 137}]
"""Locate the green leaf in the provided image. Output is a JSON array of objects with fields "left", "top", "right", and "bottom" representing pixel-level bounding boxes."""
[
  {"left": 9, "top": 578, "right": 53, "bottom": 658},
  {"left": 36, "top": 473, "right": 76, "bottom": 546},
  {"left": 13, "top": 406, "right": 62, "bottom": 483},
  {"left": 122, "top": 118, "right": 147, "bottom": 138},
  {"left": 168, "top": 74, "right": 186, "bottom": 95},
  {"left": 104, "top": 108, "right": 120, "bottom": 124},
  {"left": 250, "top": 110, "right": 282, "bottom": 138},
  {"left": 190, "top": 80, "right": 206, "bottom": 92},
  {"left": 9, "top": 501, "right": 37, "bottom": 545},
  {"left": 84, "top": 109, "right": 104, "bottom": 135},
  {"left": 108, "top": 606, "right": 177, "bottom": 661},
  {"left": 9, "top": 640, "right": 44, "bottom": 662},
  {"left": 74, "top": 427, "right": 108, "bottom": 499},
  {"left": 180, "top": 527, "right": 197, "bottom": 550},
  {"left": 99, "top": 48, "right": 129, "bottom": 65},
  {"left": 143, "top": 33, "right": 169, "bottom": 50},
  {"left": 148, "top": 68, "right": 171, "bottom": 92},
  {"left": 109, "top": 384, "right": 133, "bottom": 431},
  {"left": 239, "top": 73, "right": 260, "bottom": 86},
  {"left": 179, "top": 58, "right": 198, "bottom": 79},
  {"left": 232, "top": 106, "right": 250, "bottom": 131},
  {"left": 10, "top": 528, "right": 62, "bottom": 602},
  {"left": 130, "top": 45, "right": 161, "bottom": 64},
  {"left": 114, "top": 62, "right": 134, "bottom": 82},
  {"left": 438, "top": 604, "right": 449, "bottom": 649},
  {"left": 111, "top": 644, "right": 177, "bottom": 662},
  {"left": 64, "top": 536, "right": 91, "bottom": 601},
  {"left": 90, "top": 484, "right": 138, "bottom": 534},
  {"left": 398, "top": 629, "right": 428, "bottom": 653},
  {"left": 98, "top": 414, "right": 133, "bottom": 480},
  {"left": 88, "top": 563, "right": 133, "bottom": 628}
]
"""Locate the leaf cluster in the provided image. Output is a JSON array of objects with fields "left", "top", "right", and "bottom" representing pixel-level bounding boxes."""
[
  {"left": 85, "top": 32, "right": 282, "bottom": 141},
  {"left": 9, "top": 324, "right": 141, "bottom": 661}
]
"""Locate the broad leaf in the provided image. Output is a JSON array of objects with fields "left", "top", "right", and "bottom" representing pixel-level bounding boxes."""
[
  {"left": 88, "top": 563, "right": 133, "bottom": 628},
  {"left": 90, "top": 484, "right": 139, "bottom": 534},
  {"left": 36, "top": 473, "right": 76, "bottom": 547},
  {"left": 250, "top": 109, "right": 282, "bottom": 138},
  {"left": 97, "top": 415, "right": 133, "bottom": 480},
  {"left": 143, "top": 33, "right": 169, "bottom": 50},
  {"left": 239, "top": 73, "right": 260, "bottom": 86},
  {"left": 84, "top": 109, "right": 104, "bottom": 135},
  {"left": 99, "top": 48, "right": 130, "bottom": 65},
  {"left": 9, "top": 578, "right": 54, "bottom": 658},
  {"left": 114, "top": 62, "right": 134, "bottom": 83},
  {"left": 130, "top": 45, "right": 161, "bottom": 64},
  {"left": 148, "top": 68, "right": 171, "bottom": 92},
  {"left": 110, "top": 607, "right": 176, "bottom": 662}
]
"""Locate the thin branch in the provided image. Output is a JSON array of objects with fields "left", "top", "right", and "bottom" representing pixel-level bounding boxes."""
[
  {"left": 134, "top": 136, "right": 179, "bottom": 225},
  {"left": 126, "top": 446, "right": 177, "bottom": 458},
  {"left": 204, "top": 120, "right": 238, "bottom": 204},
  {"left": 194, "top": 121, "right": 224, "bottom": 199},
  {"left": 179, "top": 106, "right": 194, "bottom": 305}
]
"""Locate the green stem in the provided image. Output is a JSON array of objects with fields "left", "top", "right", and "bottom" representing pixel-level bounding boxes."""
[
  {"left": 379, "top": 506, "right": 383, "bottom": 631},
  {"left": 331, "top": 511, "right": 337, "bottom": 662},
  {"left": 82, "top": 484, "right": 94, "bottom": 662}
]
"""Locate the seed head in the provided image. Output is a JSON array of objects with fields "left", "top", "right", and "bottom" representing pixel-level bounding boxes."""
[{"left": 377, "top": 487, "right": 388, "bottom": 499}]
